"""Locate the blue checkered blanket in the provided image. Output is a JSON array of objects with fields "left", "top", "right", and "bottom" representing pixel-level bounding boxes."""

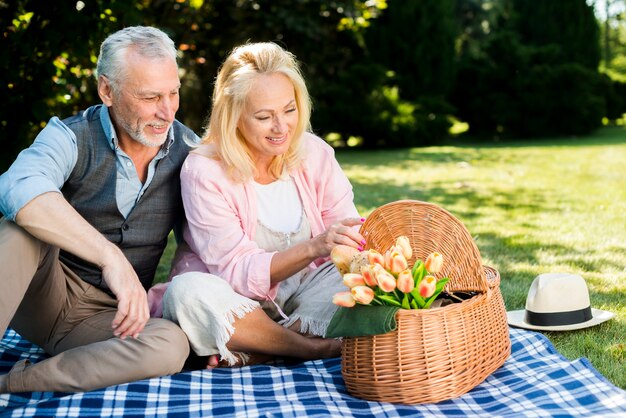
[{"left": 1, "top": 327, "right": 625, "bottom": 417}]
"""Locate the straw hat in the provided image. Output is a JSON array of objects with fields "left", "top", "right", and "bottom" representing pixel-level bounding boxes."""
[{"left": 507, "top": 273, "right": 614, "bottom": 331}]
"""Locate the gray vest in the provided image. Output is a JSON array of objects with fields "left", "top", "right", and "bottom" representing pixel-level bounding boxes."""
[{"left": 60, "top": 105, "right": 194, "bottom": 292}]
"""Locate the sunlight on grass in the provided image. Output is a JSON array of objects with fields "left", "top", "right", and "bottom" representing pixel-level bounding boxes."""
[{"left": 157, "top": 126, "right": 626, "bottom": 388}]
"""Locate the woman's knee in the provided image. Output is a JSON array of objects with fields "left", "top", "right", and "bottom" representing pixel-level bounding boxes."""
[
  {"left": 164, "top": 272, "right": 236, "bottom": 309},
  {"left": 168, "top": 272, "right": 220, "bottom": 296}
]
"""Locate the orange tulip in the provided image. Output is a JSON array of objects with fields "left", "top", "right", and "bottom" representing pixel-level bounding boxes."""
[
  {"left": 418, "top": 275, "right": 437, "bottom": 298},
  {"left": 396, "top": 269, "right": 414, "bottom": 293},
  {"left": 343, "top": 273, "right": 366, "bottom": 288},
  {"left": 367, "top": 249, "right": 385, "bottom": 266},
  {"left": 388, "top": 249, "right": 408, "bottom": 274},
  {"left": 374, "top": 264, "right": 397, "bottom": 292},
  {"left": 360, "top": 264, "right": 378, "bottom": 287},
  {"left": 333, "top": 291, "right": 356, "bottom": 307},
  {"left": 395, "top": 236, "right": 413, "bottom": 259},
  {"left": 424, "top": 252, "right": 444, "bottom": 274},
  {"left": 351, "top": 286, "right": 375, "bottom": 305},
  {"left": 383, "top": 249, "right": 391, "bottom": 270}
]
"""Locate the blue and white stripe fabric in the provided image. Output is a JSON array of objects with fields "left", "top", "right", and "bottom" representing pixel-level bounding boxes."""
[{"left": 2, "top": 328, "right": 625, "bottom": 417}]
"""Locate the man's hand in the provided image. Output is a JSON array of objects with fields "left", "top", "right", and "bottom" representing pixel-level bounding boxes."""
[{"left": 101, "top": 247, "right": 150, "bottom": 339}]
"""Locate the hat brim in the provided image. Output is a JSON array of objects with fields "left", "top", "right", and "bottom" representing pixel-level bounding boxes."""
[{"left": 507, "top": 308, "right": 615, "bottom": 332}]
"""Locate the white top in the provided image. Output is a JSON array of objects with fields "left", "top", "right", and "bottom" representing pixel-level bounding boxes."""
[{"left": 253, "top": 177, "right": 303, "bottom": 234}]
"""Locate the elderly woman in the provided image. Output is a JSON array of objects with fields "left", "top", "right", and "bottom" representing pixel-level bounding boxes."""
[{"left": 149, "top": 42, "right": 364, "bottom": 367}]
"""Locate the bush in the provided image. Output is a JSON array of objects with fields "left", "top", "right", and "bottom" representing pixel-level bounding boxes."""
[
  {"left": 451, "top": 32, "right": 525, "bottom": 136},
  {"left": 355, "top": 0, "right": 456, "bottom": 148},
  {"left": 514, "top": 63, "right": 605, "bottom": 136},
  {"left": 452, "top": 31, "right": 605, "bottom": 138},
  {"left": 600, "top": 73, "right": 626, "bottom": 121},
  {"left": 374, "top": 92, "right": 453, "bottom": 148},
  {"left": 323, "top": 73, "right": 454, "bottom": 148}
]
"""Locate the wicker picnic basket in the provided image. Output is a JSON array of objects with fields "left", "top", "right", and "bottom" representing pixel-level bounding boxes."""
[{"left": 341, "top": 200, "right": 511, "bottom": 404}]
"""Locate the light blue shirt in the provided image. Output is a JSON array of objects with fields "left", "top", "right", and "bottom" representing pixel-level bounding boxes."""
[{"left": 0, "top": 106, "right": 185, "bottom": 221}]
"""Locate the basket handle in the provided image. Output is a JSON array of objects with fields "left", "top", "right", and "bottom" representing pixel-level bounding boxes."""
[{"left": 361, "top": 200, "right": 488, "bottom": 293}]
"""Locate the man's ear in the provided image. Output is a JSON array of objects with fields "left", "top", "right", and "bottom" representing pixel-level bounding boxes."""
[{"left": 98, "top": 75, "right": 114, "bottom": 106}]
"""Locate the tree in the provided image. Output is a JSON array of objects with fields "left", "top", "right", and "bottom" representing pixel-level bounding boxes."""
[
  {"left": 0, "top": 0, "right": 386, "bottom": 172},
  {"left": 588, "top": 0, "right": 626, "bottom": 68},
  {"left": 1, "top": 2, "right": 102, "bottom": 171},
  {"left": 352, "top": 0, "right": 457, "bottom": 147},
  {"left": 366, "top": 0, "right": 456, "bottom": 100},
  {"left": 513, "top": 0, "right": 600, "bottom": 69},
  {"left": 451, "top": 0, "right": 605, "bottom": 138}
]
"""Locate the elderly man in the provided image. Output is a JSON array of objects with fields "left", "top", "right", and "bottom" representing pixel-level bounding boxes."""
[{"left": 0, "top": 26, "right": 196, "bottom": 392}]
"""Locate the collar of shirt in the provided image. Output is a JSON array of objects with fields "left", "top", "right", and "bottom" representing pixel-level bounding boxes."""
[{"left": 99, "top": 105, "right": 174, "bottom": 218}]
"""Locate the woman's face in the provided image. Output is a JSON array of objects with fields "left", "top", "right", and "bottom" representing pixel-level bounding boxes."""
[{"left": 237, "top": 72, "right": 298, "bottom": 169}]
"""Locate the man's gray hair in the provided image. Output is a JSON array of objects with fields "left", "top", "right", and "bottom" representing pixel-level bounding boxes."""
[{"left": 96, "top": 26, "right": 178, "bottom": 92}]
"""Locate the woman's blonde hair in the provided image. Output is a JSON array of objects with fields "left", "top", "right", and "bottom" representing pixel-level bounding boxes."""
[{"left": 202, "top": 42, "right": 311, "bottom": 182}]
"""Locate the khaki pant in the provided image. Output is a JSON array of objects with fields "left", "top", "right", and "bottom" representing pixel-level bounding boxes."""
[{"left": 0, "top": 219, "right": 189, "bottom": 392}]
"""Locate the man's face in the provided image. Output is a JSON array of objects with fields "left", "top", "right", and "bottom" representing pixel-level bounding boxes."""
[{"left": 104, "top": 49, "right": 180, "bottom": 148}]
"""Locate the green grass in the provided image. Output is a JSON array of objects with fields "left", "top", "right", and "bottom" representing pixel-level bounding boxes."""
[{"left": 157, "top": 126, "right": 626, "bottom": 388}]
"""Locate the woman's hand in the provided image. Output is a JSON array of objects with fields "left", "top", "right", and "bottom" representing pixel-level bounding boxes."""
[
  {"left": 309, "top": 217, "right": 365, "bottom": 259},
  {"left": 269, "top": 217, "right": 365, "bottom": 286}
]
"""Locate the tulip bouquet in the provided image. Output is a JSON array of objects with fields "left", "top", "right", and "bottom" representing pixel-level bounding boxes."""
[{"left": 331, "top": 236, "right": 450, "bottom": 310}]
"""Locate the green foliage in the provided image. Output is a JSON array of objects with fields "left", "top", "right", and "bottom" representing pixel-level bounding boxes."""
[
  {"left": 454, "top": 0, "right": 512, "bottom": 59},
  {"left": 513, "top": 0, "right": 600, "bottom": 69},
  {"left": 366, "top": 0, "right": 456, "bottom": 99},
  {"left": 600, "top": 72, "right": 626, "bottom": 120},
  {"left": 0, "top": 0, "right": 621, "bottom": 172},
  {"left": 338, "top": 0, "right": 457, "bottom": 147},
  {"left": 0, "top": 0, "right": 389, "bottom": 172},
  {"left": 369, "top": 88, "right": 454, "bottom": 148},
  {"left": 1, "top": 2, "right": 98, "bottom": 170},
  {"left": 515, "top": 63, "right": 605, "bottom": 136},
  {"left": 451, "top": 0, "right": 605, "bottom": 138},
  {"left": 0, "top": 0, "right": 159, "bottom": 172}
]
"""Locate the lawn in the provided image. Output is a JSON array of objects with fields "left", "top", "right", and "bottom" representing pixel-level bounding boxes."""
[{"left": 156, "top": 126, "right": 626, "bottom": 389}]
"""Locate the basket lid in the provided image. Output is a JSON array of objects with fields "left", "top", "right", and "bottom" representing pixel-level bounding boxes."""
[{"left": 360, "top": 200, "right": 487, "bottom": 293}]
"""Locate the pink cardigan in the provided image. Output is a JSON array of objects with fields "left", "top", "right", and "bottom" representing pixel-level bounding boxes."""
[{"left": 148, "top": 133, "right": 359, "bottom": 316}]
